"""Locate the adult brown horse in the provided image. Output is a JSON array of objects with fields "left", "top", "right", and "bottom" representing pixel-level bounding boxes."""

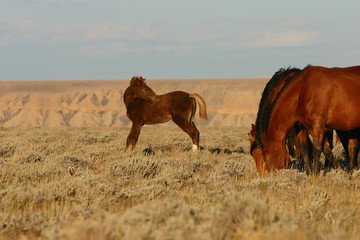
[
  {"left": 124, "top": 76, "right": 207, "bottom": 152},
  {"left": 260, "top": 65, "right": 360, "bottom": 174},
  {"left": 250, "top": 67, "right": 341, "bottom": 176}
]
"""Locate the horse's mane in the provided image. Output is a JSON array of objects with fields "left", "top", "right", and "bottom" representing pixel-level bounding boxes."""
[{"left": 251, "top": 67, "right": 302, "bottom": 153}]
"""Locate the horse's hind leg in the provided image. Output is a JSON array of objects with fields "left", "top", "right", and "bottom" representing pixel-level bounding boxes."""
[
  {"left": 337, "top": 129, "right": 360, "bottom": 172},
  {"left": 125, "top": 122, "right": 142, "bottom": 152},
  {"left": 348, "top": 139, "right": 358, "bottom": 172},
  {"left": 172, "top": 118, "right": 200, "bottom": 151},
  {"left": 350, "top": 128, "right": 360, "bottom": 170}
]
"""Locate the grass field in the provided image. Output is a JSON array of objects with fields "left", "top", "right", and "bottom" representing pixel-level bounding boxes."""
[{"left": 0, "top": 126, "right": 359, "bottom": 239}]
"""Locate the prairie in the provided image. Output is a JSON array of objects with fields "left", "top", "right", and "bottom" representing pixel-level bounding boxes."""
[{"left": 0, "top": 126, "right": 359, "bottom": 240}]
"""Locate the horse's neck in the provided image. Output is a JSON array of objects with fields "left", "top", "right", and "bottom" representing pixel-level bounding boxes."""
[
  {"left": 270, "top": 79, "right": 288, "bottom": 103},
  {"left": 123, "top": 88, "right": 136, "bottom": 108},
  {"left": 255, "top": 77, "right": 289, "bottom": 139},
  {"left": 266, "top": 86, "right": 299, "bottom": 149}
]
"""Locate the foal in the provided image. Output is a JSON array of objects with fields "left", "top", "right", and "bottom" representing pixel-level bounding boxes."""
[{"left": 124, "top": 76, "right": 207, "bottom": 152}]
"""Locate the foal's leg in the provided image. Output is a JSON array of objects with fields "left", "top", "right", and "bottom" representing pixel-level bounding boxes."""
[
  {"left": 125, "top": 122, "right": 143, "bottom": 152},
  {"left": 172, "top": 118, "right": 200, "bottom": 151}
]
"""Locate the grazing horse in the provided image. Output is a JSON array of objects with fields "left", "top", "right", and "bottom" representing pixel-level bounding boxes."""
[
  {"left": 124, "top": 76, "right": 207, "bottom": 152},
  {"left": 260, "top": 65, "right": 360, "bottom": 174},
  {"left": 249, "top": 67, "right": 303, "bottom": 176},
  {"left": 250, "top": 67, "right": 342, "bottom": 176},
  {"left": 249, "top": 123, "right": 338, "bottom": 176},
  {"left": 250, "top": 67, "right": 317, "bottom": 176}
]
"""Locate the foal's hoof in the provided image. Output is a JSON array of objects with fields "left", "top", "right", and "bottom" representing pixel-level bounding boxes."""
[{"left": 184, "top": 146, "right": 204, "bottom": 152}]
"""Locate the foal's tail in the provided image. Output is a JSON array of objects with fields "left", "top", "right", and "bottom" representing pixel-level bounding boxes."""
[{"left": 189, "top": 93, "right": 207, "bottom": 120}]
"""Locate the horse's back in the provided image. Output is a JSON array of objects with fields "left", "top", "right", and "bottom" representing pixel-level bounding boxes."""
[
  {"left": 162, "top": 91, "right": 190, "bottom": 99},
  {"left": 160, "top": 91, "right": 193, "bottom": 106},
  {"left": 302, "top": 65, "right": 360, "bottom": 82},
  {"left": 297, "top": 66, "right": 360, "bottom": 129}
]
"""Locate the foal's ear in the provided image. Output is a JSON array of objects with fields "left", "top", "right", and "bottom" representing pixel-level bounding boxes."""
[
  {"left": 130, "top": 76, "right": 145, "bottom": 86},
  {"left": 251, "top": 123, "right": 256, "bottom": 131}
]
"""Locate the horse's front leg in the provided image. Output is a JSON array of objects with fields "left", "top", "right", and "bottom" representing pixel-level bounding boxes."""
[
  {"left": 296, "top": 129, "right": 313, "bottom": 175},
  {"left": 125, "top": 122, "right": 143, "bottom": 152},
  {"left": 309, "top": 124, "right": 325, "bottom": 175}
]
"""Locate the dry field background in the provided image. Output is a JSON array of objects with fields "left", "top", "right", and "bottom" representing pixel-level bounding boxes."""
[
  {"left": 0, "top": 78, "right": 267, "bottom": 128},
  {"left": 0, "top": 125, "right": 359, "bottom": 240}
]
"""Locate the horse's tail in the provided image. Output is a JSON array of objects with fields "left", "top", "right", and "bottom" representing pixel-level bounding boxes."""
[{"left": 189, "top": 93, "right": 207, "bottom": 120}]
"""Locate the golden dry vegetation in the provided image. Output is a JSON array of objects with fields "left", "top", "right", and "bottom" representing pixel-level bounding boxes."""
[{"left": 0, "top": 126, "right": 359, "bottom": 240}]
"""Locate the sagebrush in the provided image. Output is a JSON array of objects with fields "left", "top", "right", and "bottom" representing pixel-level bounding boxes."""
[{"left": 0, "top": 126, "right": 359, "bottom": 240}]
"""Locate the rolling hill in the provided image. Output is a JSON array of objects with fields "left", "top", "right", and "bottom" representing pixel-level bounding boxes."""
[{"left": 0, "top": 78, "right": 268, "bottom": 128}]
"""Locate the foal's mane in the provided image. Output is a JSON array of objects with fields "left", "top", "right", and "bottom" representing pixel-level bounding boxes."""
[{"left": 251, "top": 67, "right": 302, "bottom": 153}]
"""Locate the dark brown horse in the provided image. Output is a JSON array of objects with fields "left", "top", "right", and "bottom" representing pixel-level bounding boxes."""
[
  {"left": 124, "top": 76, "right": 207, "bottom": 152},
  {"left": 260, "top": 65, "right": 360, "bottom": 174}
]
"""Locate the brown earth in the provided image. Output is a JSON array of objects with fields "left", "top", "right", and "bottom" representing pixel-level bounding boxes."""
[{"left": 0, "top": 78, "right": 269, "bottom": 128}]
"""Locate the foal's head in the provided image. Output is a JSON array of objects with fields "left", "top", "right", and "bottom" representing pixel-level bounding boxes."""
[{"left": 129, "top": 76, "right": 159, "bottom": 103}]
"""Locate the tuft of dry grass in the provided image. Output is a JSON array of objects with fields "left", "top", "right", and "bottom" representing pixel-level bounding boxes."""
[{"left": 0, "top": 126, "right": 359, "bottom": 239}]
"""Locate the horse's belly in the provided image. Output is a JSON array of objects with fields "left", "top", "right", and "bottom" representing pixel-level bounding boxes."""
[
  {"left": 326, "top": 101, "right": 360, "bottom": 130},
  {"left": 145, "top": 115, "right": 172, "bottom": 125}
]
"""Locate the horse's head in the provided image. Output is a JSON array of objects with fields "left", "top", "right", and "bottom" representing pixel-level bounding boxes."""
[
  {"left": 129, "top": 76, "right": 159, "bottom": 103},
  {"left": 262, "top": 135, "right": 290, "bottom": 172},
  {"left": 249, "top": 124, "right": 269, "bottom": 177}
]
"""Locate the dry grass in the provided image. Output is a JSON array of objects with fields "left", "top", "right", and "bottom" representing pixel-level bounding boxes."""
[{"left": 0, "top": 126, "right": 359, "bottom": 240}]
